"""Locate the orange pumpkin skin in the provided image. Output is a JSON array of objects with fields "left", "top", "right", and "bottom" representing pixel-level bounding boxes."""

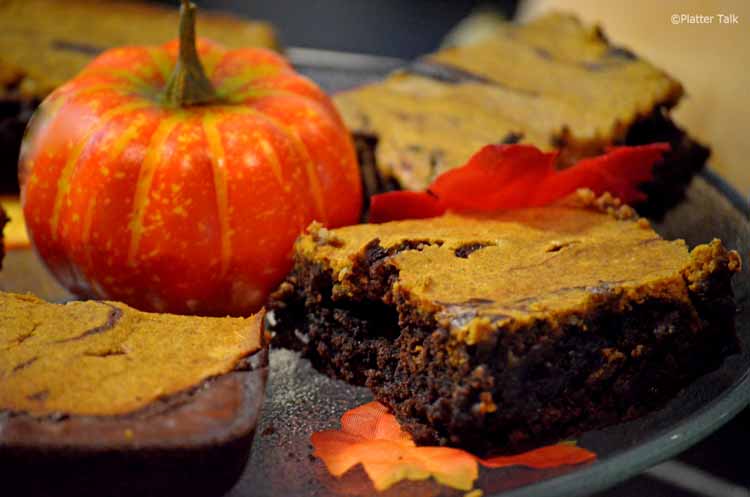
[{"left": 20, "top": 39, "right": 362, "bottom": 315}]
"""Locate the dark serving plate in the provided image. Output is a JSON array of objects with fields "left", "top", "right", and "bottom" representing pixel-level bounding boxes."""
[{"left": 0, "top": 55, "right": 748, "bottom": 497}]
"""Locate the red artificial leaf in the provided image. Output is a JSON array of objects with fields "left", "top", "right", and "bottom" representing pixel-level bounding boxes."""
[
  {"left": 480, "top": 444, "right": 597, "bottom": 469},
  {"left": 430, "top": 144, "right": 559, "bottom": 211},
  {"left": 367, "top": 143, "right": 670, "bottom": 223},
  {"left": 531, "top": 144, "right": 671, "bottom": 206},
  {"left": 369, "top": 191, "right": 446, "bottom": 224}
]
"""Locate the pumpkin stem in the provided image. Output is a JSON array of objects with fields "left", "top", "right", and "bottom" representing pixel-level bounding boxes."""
[{"left": 163, "top": 0, "right": 218, "bottom": 107}]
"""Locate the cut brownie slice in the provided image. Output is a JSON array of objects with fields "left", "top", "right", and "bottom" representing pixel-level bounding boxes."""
[
  {"left": 1, "top": 293, "right": 268, "bottom": 497},
  {"left": 334, "top": 12, "right": 708, "bottom": 216},
  {"left": 0, "top": 0, "right": 279, "bottom": 192},
  {"left": 269, "top": 193, "right": 741, "bottom": 453}
]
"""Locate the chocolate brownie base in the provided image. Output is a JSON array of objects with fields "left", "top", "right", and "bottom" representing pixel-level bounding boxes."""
[
  {"left": 269, "top": 210, "right": 740, "bottom": 454},
  {"left": 625, "top": 109, "right": 710, "bottom": 218},
  {"left": 1, "top": 349, "right": 268, "bottom": 497}
]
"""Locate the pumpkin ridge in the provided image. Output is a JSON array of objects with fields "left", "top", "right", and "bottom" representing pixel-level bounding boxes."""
[
  {"left": 222, "top": 106, "right": 287, "bottom": 189},
  {"left": 127, "top": 114, "right": 183, "bottom": 267},
  {"left": 288, "top": 126, "right": 328, "bottom": 224},
  {"left": 86, "top": 67, "right": 152, "bottom": 89},
  {"left": 257, "top": 136, "right": 287, "bottom": 191},
  {"left": 255, "top": 91, "right": 360, "bottom": 194},
  {"left": 202, "top": 112, "right": 232, "bottom": 277},
  {"left": 82, "top": 196, "right": 97, "bottom": 269},
  {"left": 215, "top": 68, "right": 284, "bottom": 101},
  {"left": 81, "top": 113, "right": 151, "bottom": 266},
  {"left": 232, "top": 106, "right": 328, "bottom": 223},
  {"left": 210, "top": 45, "right": 289, "bottom": 89},
  {"left": 50, "top": 100, "right": 151, "bottom": 240},
  {"left": 231, "top": 83, "right": 300, "bottom": 102},
  {"left": 146, "top": 46, "right": 174, "bottom": 83},
  {"left": 199, "top": 50, "right": 224, "bottom": 82},
  {"left": 48, "top": 83, "right": 133, "bottom": 106}
]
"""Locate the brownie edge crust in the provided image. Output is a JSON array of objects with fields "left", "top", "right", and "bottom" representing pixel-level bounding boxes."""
[{"left": 269, "top": 203, "right": 741, "bottom": 454}]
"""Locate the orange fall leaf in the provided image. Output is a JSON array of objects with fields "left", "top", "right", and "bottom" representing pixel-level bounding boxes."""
[
  {"left": 311, "top": 402, "right": 477, "bottom": 491},
  {"left": 311, "top": 401, "right": 596, "bottom": 492}
]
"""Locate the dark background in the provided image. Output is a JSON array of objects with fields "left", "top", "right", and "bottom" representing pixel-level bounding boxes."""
[
  {"left": 152, "top": 0, "right": 517, "bottom": 57},
  {"left": 147, "top": 1, "right": 749, "bottom": 496}
]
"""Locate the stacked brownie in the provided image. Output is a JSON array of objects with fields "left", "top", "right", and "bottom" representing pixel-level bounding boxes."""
[{"left": 334, "top": 13, "right": 709, "bottom": 216}]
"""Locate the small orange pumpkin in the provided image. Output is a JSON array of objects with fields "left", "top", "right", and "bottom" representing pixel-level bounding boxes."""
[{"left": 20, "top": 1, "right": 361, "bottom": 315}]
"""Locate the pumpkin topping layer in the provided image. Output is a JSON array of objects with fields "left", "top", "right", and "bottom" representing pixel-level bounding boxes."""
[
  {"left": 0, "top": 293, "right": 264, "bottom": 416},
  {"left": 295, "top": 206, "right": 698, "bottom": 326}
]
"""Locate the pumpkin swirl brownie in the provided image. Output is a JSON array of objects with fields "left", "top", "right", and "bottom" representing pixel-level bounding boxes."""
[
  {"left": 0, "top": 293, "right": 268, "bottom": 497},
  {"left": 269, "top": 193, "right": 741, "bottom": 453},
  {"left": 335, "top": 13, "right": 708, "bottom": 217}
]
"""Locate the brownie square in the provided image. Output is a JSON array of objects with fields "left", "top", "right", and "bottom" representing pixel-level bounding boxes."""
[
  {"left": 269, "top": 193, "right": 740, "bottom": 453},
  {"left": 335, "top": 12, "right": 709, "bottom": 217}
]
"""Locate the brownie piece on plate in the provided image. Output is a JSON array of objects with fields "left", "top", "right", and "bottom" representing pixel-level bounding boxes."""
[
  {"left": 269, "top": 192, "right": 740, "bottom": 453},
  {"left": 0, "top": 0, "right": 278, "bottom": 192},
  {"left": 0, "top": 292, "right": 268, "bottom": 497},
  {"left": 335, "top": 12, "right": 708, "bottom": 216}
]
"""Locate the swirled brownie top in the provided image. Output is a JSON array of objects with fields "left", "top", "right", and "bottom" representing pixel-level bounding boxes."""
[
  {"left": 293, "top": 195, "right": 740, "bottom": 342},
  {"left": 429, "top": 12, "right": 682, "bottom": 113},
  {"left": 1, "top": 293, "right": 265, "bottom": 416}
]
